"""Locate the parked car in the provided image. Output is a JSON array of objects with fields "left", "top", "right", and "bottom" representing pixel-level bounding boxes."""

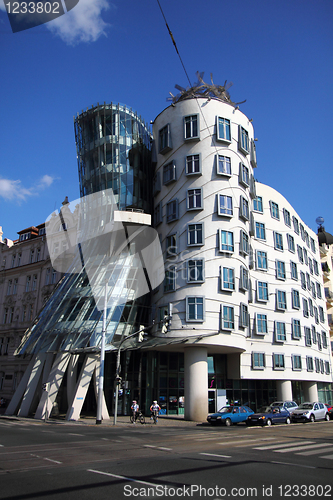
[
  {"left": 291, "top": 402, "right": 329, "bottom": 423},
  {"left": 328, "top": 408, "right": 333, "bottom": 420},
  {"left": 207, "top": 405, "right": 254, "bottom": 426},
  {"left": 270, "top": 400, "right": 298, "bottom": 414},
  {"left": 246, "top": 406, "right": 291, "bottom": 427},
  {"left": 325, "top": 403, "right": 333, "bottom": 412}
]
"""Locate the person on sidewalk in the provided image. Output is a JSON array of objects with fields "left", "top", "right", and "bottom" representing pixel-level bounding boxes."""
[
  {"left": 150, "top": 400, "right": 161, "bottom": 422},
  {"left": 131, "top": 400, "right": 139, "bottom": 423}
]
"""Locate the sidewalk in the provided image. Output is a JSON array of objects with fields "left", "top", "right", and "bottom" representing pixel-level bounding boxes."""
[{"left": 0, "top": 413, "right": 206, "bottom": 427}]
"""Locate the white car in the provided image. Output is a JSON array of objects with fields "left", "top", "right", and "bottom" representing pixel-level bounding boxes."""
[{"left": 291, "top": 402, "right": 329, "bottom": 423}]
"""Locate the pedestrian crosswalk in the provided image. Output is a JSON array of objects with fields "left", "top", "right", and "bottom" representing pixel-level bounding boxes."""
[{"left": 253, "top": 439, "right": 333, "bottom": 460}]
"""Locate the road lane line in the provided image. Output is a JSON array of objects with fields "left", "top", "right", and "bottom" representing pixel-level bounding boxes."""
[
  {"left": 297, "top": 446, "right": 333, "bottom": 456},
  {"left": 254, "top": 441, "right": 314, "bottom": 450},
  {"left": 320, "top": 454, "right": 333, "bottom": 460},
  {"left": 44, "top": 458, "right": 62, "bottom": 464},
  {"left": 158, "top": 447, "right": 172, "bottom": 451},
  {"left": 271, "top": 461, "right": 316, "bottom": 469},
  {"left": 218, "top": 438, "right": 271, "bottom": 446},
  {"left": 275, "top": 443, "right": 327, "bottom": 453},
  {"left": 88, "top": 469, "right": 162, "bottom": 487},
  {"left": 200, "top": 452, "right": 231, "bottom": 459}
]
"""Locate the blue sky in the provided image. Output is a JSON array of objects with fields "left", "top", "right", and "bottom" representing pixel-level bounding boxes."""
[{"left": 0, "top": 0, "right": 332, "bottom": 241}]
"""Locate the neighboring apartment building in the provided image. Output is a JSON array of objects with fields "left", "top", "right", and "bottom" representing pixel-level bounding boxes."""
[
  {"left": 5, "top": 79, "right": 333, "bottom": 421},
  {"left": 318, "top": 224, "right": 333, "bottom": 355},
  {"left": 0, "top": 222, "right": 61, "bottom": 406}
]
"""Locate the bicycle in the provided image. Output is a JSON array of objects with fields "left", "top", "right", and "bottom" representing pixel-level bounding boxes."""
[{"left": 130, "top": 410, "right": 145, "bottom": 424}]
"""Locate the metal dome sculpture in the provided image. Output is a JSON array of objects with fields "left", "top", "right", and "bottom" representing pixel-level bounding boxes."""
[{"left": 167, "top": 71, "right": 246, "bottom": 107}]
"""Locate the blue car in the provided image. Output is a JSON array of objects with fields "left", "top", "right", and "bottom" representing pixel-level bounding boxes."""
[
  {"left": 246, "top": 406, "right": 291, "bottom": 426},
  {"left": 207, "top": 405, "right": 254, "bottom": 426}
]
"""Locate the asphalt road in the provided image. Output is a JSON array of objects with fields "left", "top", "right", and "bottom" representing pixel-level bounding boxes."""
[{"left": 0, "top": 417, "right": 332, "bottom": 500}]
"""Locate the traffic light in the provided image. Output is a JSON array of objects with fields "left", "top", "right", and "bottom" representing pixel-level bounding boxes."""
[
  {"left": 161, "top": 303, "right": 173, "bottom": 334},
  {"left": 138, "top": 326, "right": 148, "bottom": 342},
  {"left": 115, "top": 375, "right": 122, "bottom": 385}
]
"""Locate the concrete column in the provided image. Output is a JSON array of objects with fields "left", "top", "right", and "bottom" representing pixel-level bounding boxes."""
[
  {"left": 303, "top": 381, "right": 318, "bottom": 401},
  {"left": 276, "top": 380, "right": 293, "bottom": 401},
  {"left": 184, "top": 347, "right": 208, "bottom": 421},
  {"left": 17, "top": 353, "right": 47, "bottom": 417}
]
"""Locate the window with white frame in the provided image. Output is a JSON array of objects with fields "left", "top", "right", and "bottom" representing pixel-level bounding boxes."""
[
  {"left": 221, "top": 267, "right": 235, "bottom": 291},
  {"left": 256, "top": 313, "right": 268, "bottom": 334},
  {"left": 290, "top": 261, "right": 298, "bottom": 280},
  {"left": 308, "top": 258, "right": 313, "bottom": 275},
  {"left": 29, "top": 249, "right": 35, "bottom": 264},
  {"left": 217, "top": 155, "right": 231, "bottom": 176},
  {"left": 36, "top": 248, "right": 41, "bottom": 262},
  {"left": 255, "top": 222, "right": 265, "bottom": 240},
  {"left": 275, "top": 321, "right": 286, "bottom": 342},
  {"left": 239, "top": 196, "right": 249, "bottom": 220},
  {"left": 306, "top": 272, "right": 311, "bottom": 290},
  {"left": 222, "top": 305, "right": 234, "bottom": 330},
  {"left": 256, "top": 250, "right": 268, "bottom": 270},
  {"left": 319, "top": 306, "right": 325, "bottom": 323},
  {"left": 311, "top": 325, "right": 317, "bottom": 343},
  {"left": 186, "top": 296, "right": 204, "bottom": 322},
  {"left": 253, "top": 196, "right": 263, "bottom": 212},
  {"left": 187, "top": 259, "right": 204, "bottom": 283},
  {"left": 252, "top": 352, "right": 265, "bottom": 369},
  {"left": 309, "top": 299, "right": 314, "bottom": 317},
  {"left": 316, "top": 282, "right": 322, "bottom": 299},
  {"left": 163, "top": 161, "right": 176, "bottom": 184},
  {"left": 283, "top": 209, "right": 291, "bottom": 227},
  {"left": 300, "top": 271, "right": 306, "bottom": 290},
  {"left": 303, "top": 248, "right": 308, "bottom": 265},
  {"left": 186, "top": 154, "right": 201, "bottom": 175},
  {"left": 17, "top": 253, "right": 21, "bottom": 266},
  {"left": 315, "top": 358, "right": 320, "bottom": 373},
  {"left": 293, "top": 216, "right": 299, "bottom": 234},
  {"left": 184, "top": 114, "right": 199, "bottom": 140},
  {"left": 304, "top": 327, "right": 312, "bottom": 347},
  {"left": 292, "top": 319, "right": 301, "bottom": 340},
  {"left": 276, "top": 290, "right": 287, "bottom": 310},
  {"left": 287, "top": 234, "right": 295, "bottom": 253},
  {"left": 164, "top": 266, "right": 176, "bottom": 292},
  {"left": 314, "top": 306, "right": 319, "bottom": 324},
  {"left": 305, "top": 231, "right": 310, "bottom": 248},
  {"left": 11, "top": 254, "right": 16, "bottom": 267},
  {"left": 240, "top": 230, "right": 249, "bottom": 255},
  {"left": 292, "top": 354, "right": 302, "bottom": 371},
  {"left": 187, "top": 188, "right": 203, "bottom": 210},
  {"left": 187, "top": 223, "right": 203, "bottom": 246},
  {"left": 300, "top": 224, "right": 305, "bottom": 240},
  {"left": 273, "top": 353, "right": 285, "bottom": 370},
  {"left": 239, "top": 303, "right": 248, "bottom": 328},
  {"left": 303, "top": 298, "right": 309, "bottom": 317},
  {"left": 219, "top": 230, "right": 234, "bottom": 253},
  {"left": 297, "top": 245, "right": 303, "bottom": 263},
  {"left": 218, "top": 194, "right": 233, "bottom": 216},
  {"left": 276, "top": 260, "right": 286, "bottom": 280},
  {"left": 313, "top": 260, "right": 319, "bottom": 275},
  {"left": 239, "top": 126, "right": 249, "bottom": 154},
  {"left": 217, "top": 117, "right": 231, "bottom": 142},
  {"left": 239, "top": 266, "right": 249, "bottom": 291},
  {"left": 166, "top": 234, "right": 177, "bottom": 259},
  {"left": 306, "top": 356, "right": 314, "bottom": 372},
  {"left": 311, "top": 282, "right": 316, "bottom": 299},
  {"left": 154, "top": 202, "right": 162, "bottom": 226},
  {"left": 320, "top": 359, "right": 325, "bottom": 374},
  {"left": 239, "top": 163, "right": 249, "bottom": 186},
  {"left": 12, "top": 278, "right": 18, "bottom": 295},
  {"left": 32, "top": 274, "right": 37, "bottom": 291},
  {"left": 310, "top": 237, "right": 316, "bottom": 253},
  {"left": 325, "top": 361, "right": 330, "bottom": 374},
  {"left": 270, "top": 201, "right": 280, "bottom": 220},
  {"left": 291, "top": 289, "right": 300, "bottom": 309},
  {"left": 257, "top": 281, "right": 268, "bottom": 302},
  {"left": 6, "top": 280, "right": 12, "bottom": 296},
  {"left": 159, "top": 123, "right": 172, "bottom": 154},
  {"left": 274, "top": 232, "right": 283, "bottom": 251}
]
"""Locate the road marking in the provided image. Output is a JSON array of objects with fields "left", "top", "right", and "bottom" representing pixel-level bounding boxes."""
[
  {"left": 88, "top": 469, "right": 161, "bottom": 487},
  {"left": 67, "top": 433, "right": 84, "bottom": 437},
  {"left": 101, "top": 438, "right": 109, "bottom": 441},
  {"left": 158, "top": 447, "right": 172, "bottom": 451},
  {"left": 218, "top": 438, "right": 271, "bottom": 446},
  {"left": 143, "top": 445, "right": 172, "bottom": 451},
  {"left": 143, "top": 445, "right": 156, "bottom": 448},
  {"left": 254, "top": 441, "right": 314, "bottom": 450},
  {"left": 200, "top": 452, "right": 231, "bottom": 459},
  {"left": 296, "top": 444, "right": 333, "bottom": 457},
  {"left": 30, "top": 453, "right": 62, "bottom": 464},
  {"left": 195, "top": 435, "right": 237, "bottom": 441},
  {"left": 275, "top": 443, "right": 327, "bottom": 453},
  {"left": 271, "top": 461, "right": 316, "bottom": 469},
  {"left": 320, "top": 454, "right": 333, "bottom": 460}
]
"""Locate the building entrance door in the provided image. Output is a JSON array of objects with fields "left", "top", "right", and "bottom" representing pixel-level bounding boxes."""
[{"left": 208, "top": 390, "right": 216, "bottom": 413}]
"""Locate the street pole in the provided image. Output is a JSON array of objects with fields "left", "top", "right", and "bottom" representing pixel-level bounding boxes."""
[
  {"left": 96, "top": 280, "right": 108, "bottom": 424},
  {"left": 113, "top": 346, "right": 121, "bottom": 425}
]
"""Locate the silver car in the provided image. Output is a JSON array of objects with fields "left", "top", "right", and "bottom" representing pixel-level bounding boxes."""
[
  {"left": 292, "top": 402, "right": 329, "bottom": 423},
  {"left": 271, "top": 400, "right": 298, "bottom": 415}
]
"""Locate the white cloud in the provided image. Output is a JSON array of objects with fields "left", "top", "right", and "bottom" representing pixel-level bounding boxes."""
[
  {"left": 0, "top": 175, "right": 56, "bottom": 202},
  {"left": 46, "top": 0, "right": 112, "bottom": 45}
]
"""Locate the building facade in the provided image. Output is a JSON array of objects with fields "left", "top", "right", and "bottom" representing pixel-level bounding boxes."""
[
  {"left": 0, "top": 223, "right": 61, "bottom": 407},
  {"left": 5, "top": 81, "right": 333, "bottom": 421}
]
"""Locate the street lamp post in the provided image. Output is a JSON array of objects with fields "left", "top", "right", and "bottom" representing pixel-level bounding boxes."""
[{"left": 96, "top": 281, "right": 108, "bottom": 425}]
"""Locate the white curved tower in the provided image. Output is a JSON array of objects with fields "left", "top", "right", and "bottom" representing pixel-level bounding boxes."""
[{"left": 151, "top": 80, "right": 332, "bottom": 420}]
